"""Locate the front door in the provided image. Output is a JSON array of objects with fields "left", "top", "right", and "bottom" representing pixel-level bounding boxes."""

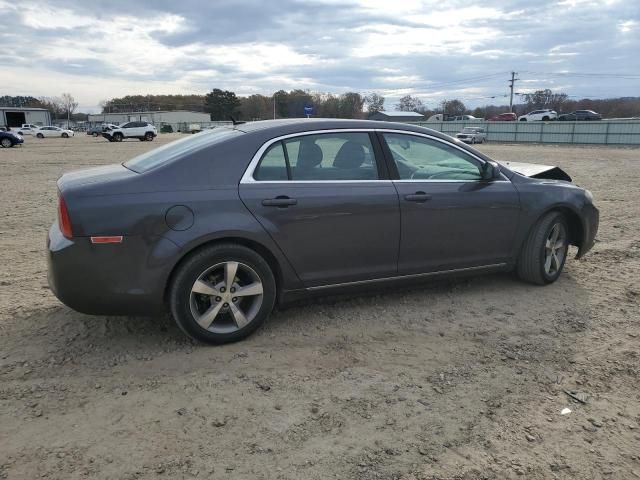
[
  {"left": 239, "top": 131, "right": 400, "bottom": 287},
  {"left": 379, "top": 132, "right": 520, "bottom": 275}
]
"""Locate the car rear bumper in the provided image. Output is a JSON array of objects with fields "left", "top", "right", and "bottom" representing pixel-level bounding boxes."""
[
  {"left": 576, "top": 203, "right": 599, "bottom": 259},
  {"left": 47, "top": 223, "right": 180, "bottom": 316}
]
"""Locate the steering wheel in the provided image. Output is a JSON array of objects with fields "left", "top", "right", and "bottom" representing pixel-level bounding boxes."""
[{"left": 426, "top": 171, "right": 456, "bottom": 179}]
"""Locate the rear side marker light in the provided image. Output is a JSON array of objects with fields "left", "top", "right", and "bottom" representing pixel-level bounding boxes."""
[{"left": 90, "top": 236, "right": 124, "bottom": 244}]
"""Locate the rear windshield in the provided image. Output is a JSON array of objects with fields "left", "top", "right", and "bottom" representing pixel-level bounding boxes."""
[{"left": 124, "top": 128, "right": 243, "bottom": 173}]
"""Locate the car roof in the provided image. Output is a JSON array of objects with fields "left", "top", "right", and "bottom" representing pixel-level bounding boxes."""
[{"left": 233, "top": 118, "right": 449, "bottom": 140}]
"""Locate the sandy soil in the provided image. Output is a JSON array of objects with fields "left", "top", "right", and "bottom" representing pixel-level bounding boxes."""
[{"left": 0, "top": 134, "right": 639, "bottom": 480}]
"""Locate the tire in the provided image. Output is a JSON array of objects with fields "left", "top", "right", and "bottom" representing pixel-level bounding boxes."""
[
  {"left": 519, "top": 118, "right": 527, "bottom": 121},
  {"left": 62, "top": 133, "right": 69, "bottom": 138},
  {"left": 92, "top": 132, "right": 99, "bottom": 137},
  {"left": 1, "top": 138, "right": 13, "bottom": 148},
  {"left": 517, "top": 212, "right": 569, "bottom": 285},
  {"left": 144, "top": 132, "right": 154, "bottom": 141},
  {"left": 138, "top": 138, "right": 145, "bottom": 141},
  {"left": 471, "top": 137, "right": 475, "bottom": 144},
  {"left": 113, "top": 133, "right": 123, "bottom": 142},
  {"left": 169, "top": 243, "right": 277, "bottom": 344},
  {"left": 36, "top": 133, "right": 44, "bottom": 138},
  {"left": 542, "top": 116, "right": 550, "bottom": 121}
]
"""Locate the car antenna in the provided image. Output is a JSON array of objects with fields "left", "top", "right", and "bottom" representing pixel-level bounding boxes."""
[{"left": 229, "top": 116, "right": 246, "bottom": 126}]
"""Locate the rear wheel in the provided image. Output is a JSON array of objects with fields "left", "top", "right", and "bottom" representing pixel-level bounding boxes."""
[
  {"left": 517, "top": 212, "right": 569, "bottom": 285},
  {"left": 113, "top": 132, "right": 123, "bottom": 142},
  {"left": 169, "top": 244, "right": 276, "bottom": 344},
  {"left": 1, "top": 138, "right": 13, "bottom": 148}
]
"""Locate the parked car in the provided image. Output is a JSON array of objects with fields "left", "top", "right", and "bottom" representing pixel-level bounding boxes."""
[
  {"left": 34, "top": 126, "right": 75, "bottom": 138},
  {"left": 558, "top": 110, "right": 602, "bottom": 121},
  {"left": 15, "top": 124, "right": 40, "bottom": 136},
  {"left": 449, "top": 115, "right": 479, "bottom": 121},
  {"left": 456, "top": 127, "right": 486, "bottom": 144},
  {"left": 0, "top": 130, "right": 24, "bottom": 148},
  {"left": 518, "top": 110, "right": 557, "bottom": 121},
  {"left": 47, "top": 119, "right": 599, "bottom": 344},
  {"left": 487, "top": 112, "right": 517, "bottom": 121},
  {"left": 87, "top": 124, "right": 118, "bottom": 137},
  {"left": 102, "top": 122, "right": 157, "bottom": 142}
]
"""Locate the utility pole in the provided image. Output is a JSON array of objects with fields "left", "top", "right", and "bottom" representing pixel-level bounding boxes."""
[{"left": 509, "top": 71, "right": 518, "bottom": 112}]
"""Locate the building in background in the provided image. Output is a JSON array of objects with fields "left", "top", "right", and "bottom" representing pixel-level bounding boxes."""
[
  {"left": 87, "top": 110, "right": 212, "bottom": 132},
  {"left": 0, "top": 106, "right": 51, "bottom": 127},
  {"left": 368, "top": 111, "right": 425, "bottom": 122}
]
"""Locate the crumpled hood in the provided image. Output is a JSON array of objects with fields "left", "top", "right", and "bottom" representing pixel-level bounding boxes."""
[{"left": 500, "top": 161, "right": 572, "bottom": 182}]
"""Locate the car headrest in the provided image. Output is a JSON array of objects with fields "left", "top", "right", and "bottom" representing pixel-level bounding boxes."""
[
  {"left": 333, "top": 141, "right": 365, "bottom": 169},
  {"left": 297, "top": 142, "right": 323, "bottom": 169}
]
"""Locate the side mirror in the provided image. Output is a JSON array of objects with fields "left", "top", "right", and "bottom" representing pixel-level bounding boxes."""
[{"left": 481, "top": 161, "right": 501, "bottom": 180}]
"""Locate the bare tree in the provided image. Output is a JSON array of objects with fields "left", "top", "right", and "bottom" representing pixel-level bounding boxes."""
[
  {"left": 60, "top": 93, "right": 78, "bottom": 128},
  {"left": 522, "top": 89, "right": 568, "bottom": 112},
  {"left": 396, "top": 95, "right": 423, "bottom": 112},
  {"left": 440, "top": 99, "right": 467, "bottom": 116},
  {"left": 364, "top": 93, "right": 385, "bottom": 114}
]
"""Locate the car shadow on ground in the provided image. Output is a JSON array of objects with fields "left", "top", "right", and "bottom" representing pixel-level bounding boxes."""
[{"left": 3, "top": 268, "right": 589, "bottom": 376}]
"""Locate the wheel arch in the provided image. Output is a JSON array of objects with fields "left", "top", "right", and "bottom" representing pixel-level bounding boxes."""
[
  {"left": 520, "top": 205, "right": 585, "bottom": 258},
  {"left": 163, "top": 235, "right": 286, "bottom": 306}
]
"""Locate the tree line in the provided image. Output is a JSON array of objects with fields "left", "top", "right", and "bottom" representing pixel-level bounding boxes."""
[{"left": 2, "top": 89, "right": 639, "bottom": 121}]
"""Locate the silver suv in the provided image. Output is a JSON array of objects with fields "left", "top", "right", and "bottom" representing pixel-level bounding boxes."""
[{"left": 102, "top": 121, "right": 157, "bottom": 142}]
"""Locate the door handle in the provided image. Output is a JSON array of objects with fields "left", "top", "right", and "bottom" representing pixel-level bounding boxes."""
[
  {"left": 404, "top": 192, "right": 432, "bottom": 203},
  {"left": 262, "top": 196, "right": 297, "bottom": 207}
]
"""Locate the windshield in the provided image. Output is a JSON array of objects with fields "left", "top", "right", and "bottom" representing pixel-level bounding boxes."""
[
  {"left": 462, "top": 128, "right": 478, "bottom": 133},
  {"left": 124, "top": 128, "right": 243, "bottom": 173}
]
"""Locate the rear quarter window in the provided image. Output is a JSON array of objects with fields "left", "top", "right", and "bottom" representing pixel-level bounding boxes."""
[{"left": 124, "top": 128, "right": 243, "bottom": 173}]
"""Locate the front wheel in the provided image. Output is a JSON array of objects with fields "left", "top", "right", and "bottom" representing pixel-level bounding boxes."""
[
  {"left": 517, "top": 212, "right": 569, "bottom": 285},
  {"left": 169, "top": 244, "right": 277, "bottom": 344},
  {"left": 92, "top": 132, "right": 99, "bottom": 137},
  {"left": 1, "top": 138, "right": 13, "bottom": 148},
  {"left": 62, "top": 133, "right": 69, "bottom": 138},
  {"left": 36, "top": 133, "right": 44, "bottom": 138},
  {"left": 113, "top": 133, "right": 123, "bottom": 142},
  {"left": 144, "top": 132, "right": 154, "bottom": 141}
]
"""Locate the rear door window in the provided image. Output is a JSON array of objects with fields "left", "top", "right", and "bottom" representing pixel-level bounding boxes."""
[{"left": 253, "top": 132, "right": 380, "bottom": 181}]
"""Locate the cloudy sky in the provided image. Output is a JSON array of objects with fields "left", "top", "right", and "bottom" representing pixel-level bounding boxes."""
[{"left": 1, "top": 0, "right": 638, "bottom": 112}]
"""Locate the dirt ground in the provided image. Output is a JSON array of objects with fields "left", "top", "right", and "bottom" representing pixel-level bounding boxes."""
[{"left": 0, "top": 133, "right": 639, "bottom": 480}]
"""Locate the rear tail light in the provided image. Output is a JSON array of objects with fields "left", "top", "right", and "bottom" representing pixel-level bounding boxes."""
[{"left": 58, "top": 193, "right": 73, "bottom": 239}]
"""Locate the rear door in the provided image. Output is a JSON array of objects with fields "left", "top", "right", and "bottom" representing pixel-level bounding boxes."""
[
  {"left": 379, "top": 131, "right": 520, "bottom": 274},
  {"left": 239, "top": 130, "right": 400, "bottom": 288}
]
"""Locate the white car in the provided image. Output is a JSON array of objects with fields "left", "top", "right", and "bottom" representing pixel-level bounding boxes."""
[
  {"left": 16, "top": 124, "right": 41, "bottom": 136},
  {"left": 518, "top": 109, "right": 557, "bottom": 121},
  {"left": 34, "top": 126, "right": 75, "bottom": 138},
  {"left": 456, "top": 127, "right": 487, "bottom": 144},
  {"left": 102, "top": 121, "right": 157, "bottom": 142}
]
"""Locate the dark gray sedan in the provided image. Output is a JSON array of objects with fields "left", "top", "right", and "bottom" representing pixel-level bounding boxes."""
[{"left": 47, "top": 119, "right": 599, "bottom": 344}]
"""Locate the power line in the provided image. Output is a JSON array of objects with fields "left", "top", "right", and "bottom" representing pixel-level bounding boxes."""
[
  {"left": 418, "top": 72, "right": 510, "bottom": 91},
  {"left": 521, "top": 71, "right": 640, "bottom": 80}
]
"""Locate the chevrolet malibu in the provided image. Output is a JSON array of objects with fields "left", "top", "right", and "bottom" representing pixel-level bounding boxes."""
[{"left": 47, "top": 119, "right": 599, "bottom": 344}]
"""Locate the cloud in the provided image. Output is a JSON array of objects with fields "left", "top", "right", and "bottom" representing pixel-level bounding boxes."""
[{"left": 0, "top": 0, "right": 638, "bottom": 111}]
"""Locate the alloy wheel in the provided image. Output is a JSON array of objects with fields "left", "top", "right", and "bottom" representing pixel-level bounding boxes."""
[
  {"left": 189, "top": 261, "right": 264, "bottom": 334},
  {"left": 544, "top": 223, "right": 567, "bottom": 276},
  {"left": 1, "top": 138, "right": 12, "bottom": 148}
]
